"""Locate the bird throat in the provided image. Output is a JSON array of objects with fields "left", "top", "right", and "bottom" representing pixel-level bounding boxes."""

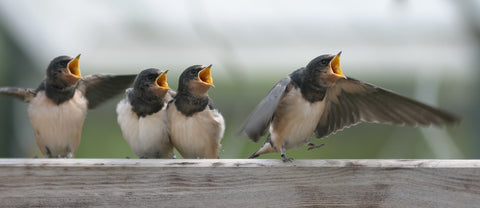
[
  {"left": 44, "top": 83, "right": 76, "bottom": 105},
  {"left": 174, "top": 93, "right": 209, "bottom": 117},
  {"left": 128, "top": 91, "right": 165, "bottom": 117},
  {"left": 290, "top": 69, "right": 327, "bottom": 103}
]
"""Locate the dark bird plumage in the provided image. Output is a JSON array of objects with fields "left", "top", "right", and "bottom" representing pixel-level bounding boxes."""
[
  {"left": 167, "top": 65, "right": 225, "bottom": 159},
  {"left": 116, "top": 68, "right": 176, "bottom": 158},
  {"left": 0, "top": 55, "right": 136, "bottom": 158},
  {"left": 241, "top": 52, "right": 460, "bottom": 161}
]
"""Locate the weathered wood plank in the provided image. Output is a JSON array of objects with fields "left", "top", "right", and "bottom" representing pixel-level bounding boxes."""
[{"left": 0, "top": 159, "right": 479, "bottom": 207}]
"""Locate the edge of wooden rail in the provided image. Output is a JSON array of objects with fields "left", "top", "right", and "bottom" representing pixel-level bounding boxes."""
[{"left": 0, "top": 158, "right": 479, "bottom": 168}]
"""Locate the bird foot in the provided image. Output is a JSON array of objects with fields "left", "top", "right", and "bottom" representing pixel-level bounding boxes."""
[
  {"left": 281, "top": 154, "right": 294, "bottom": 162},
  {"left": 307, "top": 143, "right": 325, "bottom": 151}
]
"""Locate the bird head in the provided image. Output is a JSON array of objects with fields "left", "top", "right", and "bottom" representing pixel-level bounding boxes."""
[
  {"left": 178, "top": 65, "right": 214, "bottom": 96},
  {"left": 133, "top": 68, "right": 170, "bottom": 98},
  {"left": 306, "top": 51, "right": 346, "bottom": 86},
  {"left": 46, "top": 54, "right": 82, "bottom": 87}
]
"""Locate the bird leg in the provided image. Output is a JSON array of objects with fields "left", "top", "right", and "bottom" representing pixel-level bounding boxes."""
[
  {"left": 248, "top": 151, "right": 260, "bottom": 159},
  {"left": 66, "top": 147, "right": 73, "bottom": 158},
  {"left": 307, "top": 142, "right": 325, "bottom": 151},
  {"left": 45, "top": 146, "right": 52, "bottom": 158},
  {"left": 280, "top": 148, "right": 293, "bottom": 162},
  {"left": 248, "top": 139, "right": 275, "bottom": 159}
]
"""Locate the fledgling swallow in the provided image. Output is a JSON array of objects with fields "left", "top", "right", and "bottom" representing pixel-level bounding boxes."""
[
  {"left": 116, "top": 68, "right": 176, "bottom": 158},
  {"left": 0, "top": 55, "right": 136, "bottom": 158},
  {"left": 241, "top": 52, "right": 460, "bottom": 161},
  {"left": 167, "top": 65, "right": 225, "bottom": 159}
]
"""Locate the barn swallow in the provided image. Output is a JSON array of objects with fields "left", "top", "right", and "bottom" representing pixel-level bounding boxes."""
[
  {"left": 241, "top": 52, "right": 460, "bottom": 161},
  {"left": 0, "top": 55, "right": 136, "bottom": 158},
  {"left": 167, "top": 65, "right": 225, "bottom": 159},
  {"left": 116, "top": 68, "right": 176, "bottom": 158}
]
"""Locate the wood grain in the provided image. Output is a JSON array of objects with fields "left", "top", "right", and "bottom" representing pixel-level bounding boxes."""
[{"left": 0, "top": 159, "right": 479, "bottom": 207}]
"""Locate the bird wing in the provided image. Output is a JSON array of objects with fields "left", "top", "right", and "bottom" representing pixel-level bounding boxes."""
[
  {"left": 79, "top": 74, "right": 137, "bottom": 109},
  {"left": 240, "top": 77, "right": 291, "bottom": 142},
  {"left": 315, "top": 77, "right": 460, "bottom": 139},
  {"left": 0, "top": 87, "right": 37, "bottom": 103}
]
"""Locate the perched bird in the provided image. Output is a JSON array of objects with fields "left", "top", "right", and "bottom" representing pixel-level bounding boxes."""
[
  {"left": 167, "top": 65, "right": 225, "bottom": 159},
  {"left": 241, "top": 52, "right": 460, "bottom": 161},
  {"left": 116, "top": 68, "right": 176, "bottom": 158},
  {"left": 0, "top": 55, "right": 136, "bottom": 158}
]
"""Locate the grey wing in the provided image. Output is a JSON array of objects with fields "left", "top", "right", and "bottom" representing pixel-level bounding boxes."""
[
  {"left": 315, "top": 77, "right": 460, "bottom": 139},
  {"left": 240, "top": 77, "right": 291, "bottom": 142},
  {"left": 79, "top": 74, "right": 137, "bottom": 109},
  {"left": 0, "top": 87, "right": 37, "bottom": 103}
]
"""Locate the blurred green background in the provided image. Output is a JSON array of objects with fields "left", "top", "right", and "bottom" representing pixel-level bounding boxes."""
[{"left": 0, "top": 0, "right": 478, "bottom": 159}]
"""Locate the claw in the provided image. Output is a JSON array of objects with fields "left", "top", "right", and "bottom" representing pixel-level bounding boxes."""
[
  {"left": 280, "top": 148, "right": 294, "bottom": 162},
  {"left": 281, "top": 153, "right": 294, "bottom": 162},
  {"left": 307, "top": 143, "right": 325, "bottom": 151}
]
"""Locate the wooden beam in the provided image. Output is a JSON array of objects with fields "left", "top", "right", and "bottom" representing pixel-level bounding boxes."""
[{"left": 0, "top": 159, "right": 479, "bottom": 207}]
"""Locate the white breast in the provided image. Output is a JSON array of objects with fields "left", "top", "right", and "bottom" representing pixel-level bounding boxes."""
[
  {"left": 167, "top": 104, "right": 225, "bottom": 158},
  {"left": 270, "top": 87, "right": 326, "bottom": 150},
  {"left": 28, "top": 90, "right": 88, "bottom": 157},
  {"left": 116, "top": 99, "right": 173, "bottom": 158}
]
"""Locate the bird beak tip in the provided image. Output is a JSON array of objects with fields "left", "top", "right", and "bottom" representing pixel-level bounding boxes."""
[
  {"left": 330, "top": 52, "right": 345, "bottom": 78},
  {"left": 199, "top": 65, "right": 214, "bottom": 86},
  {"left": 67, "top": 55, "right": 82, "bottom": 78},
  {"left": 156, "top": 71, "right": 170, "bottom": 89}
]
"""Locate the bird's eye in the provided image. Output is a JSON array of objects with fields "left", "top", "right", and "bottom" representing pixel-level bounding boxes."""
[
  {"left": 56, "top": 61, "right": 68, "bottom": 68},
  {"left": 320, "top": 59, "right": 328, "bottom": 65},
  {"left": 148, "top": 74, "right": 157, "bottom": 80},
  {"left": 190, "top": 70, "right": 196, "bottom": 75}
]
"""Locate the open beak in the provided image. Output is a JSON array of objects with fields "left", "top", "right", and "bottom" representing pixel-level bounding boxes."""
[
  {"left": 330, "top": 51, "right": 345, "bottom": 78},
  {"left": 198, "top": 65, "right": 214, "bottom": 86},
  {"left": 67, "top": 54, "right": 82, "bottom": 78},
  {"left": 155, "top": 70, "right": 170, "bottom": 89}
]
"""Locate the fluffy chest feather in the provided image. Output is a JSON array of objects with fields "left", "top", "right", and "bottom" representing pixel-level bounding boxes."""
[
  {"left": 28, "top": 90, "right": 88, "bottom": 157},
  {"left": 167, "top": 104, "right": 225, "bottom": 158},
  {"left": 270, "top": 87, "right": 326, "bottom": 149},
  {"left": 116, "top": 99, "right": 173, "bottom": 158}
]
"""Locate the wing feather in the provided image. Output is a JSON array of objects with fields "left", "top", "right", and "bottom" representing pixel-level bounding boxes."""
[
  {"left": 240, "top": 77, "right": 291, "bottom": 142},
  {"left": 79, "top": 74, "right": 137, "bottom": 109},
  {"left": 315, "top": 78, "right": 460, "bottom": 138},
  {"left": 0, "top": 87, "right": 37, "bottom": 103}
]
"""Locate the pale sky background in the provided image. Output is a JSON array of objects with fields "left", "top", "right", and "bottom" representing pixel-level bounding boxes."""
[{"left": 0, "top": 0, "right": 477, "bottom": 80}]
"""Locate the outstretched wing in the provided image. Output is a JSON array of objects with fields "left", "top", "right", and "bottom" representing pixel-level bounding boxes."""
[
  {"left": 315, "top": 77, "right": 460, "bottom": 138},
  {"left": 0, "top": 87, "right": 37, "bottom": 103},
  {"left": 240, "top": 77, "right": 292, "bottom": 142},
  {"left": 79, "top": 74, "right": 137, "bottom": 109}
]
